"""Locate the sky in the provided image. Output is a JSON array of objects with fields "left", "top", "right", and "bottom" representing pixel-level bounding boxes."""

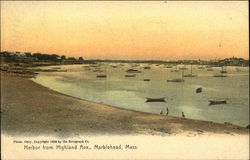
[{"left": 1, "top": 1, "right": 249, "bottom": 60}]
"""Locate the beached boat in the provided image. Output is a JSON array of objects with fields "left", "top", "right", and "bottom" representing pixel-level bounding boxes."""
[
  {"left": 143, "top": 79, "right": 151, "bottom": 81},
  {"left": 209, "top": 99, "right": 227, "bottom": 105},
  {"left": 146, "top": 97, "right": 166, "bottom": 102},
  {"left": 126, "top": 69, "right": 141, "bottom": 73}
]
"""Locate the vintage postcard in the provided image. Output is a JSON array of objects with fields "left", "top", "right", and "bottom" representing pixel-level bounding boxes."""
[{"left": 1, "top": 1, "right": 249, "bottom": 159}]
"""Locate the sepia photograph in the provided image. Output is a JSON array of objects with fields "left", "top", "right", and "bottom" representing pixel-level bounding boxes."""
[{"left": 1, "top": 1, "right": 249, "bottom": 159}]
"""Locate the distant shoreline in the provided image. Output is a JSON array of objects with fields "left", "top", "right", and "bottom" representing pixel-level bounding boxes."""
[{"left": 1, "top": 72, "right": 249, "bottom": 137}]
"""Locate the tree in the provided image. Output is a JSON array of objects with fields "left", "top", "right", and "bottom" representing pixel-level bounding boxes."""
[
  {"left": 67, "top": 57, "right": 76, "bottom": 61},
  {"left": 61, "top": 55, "right": 66, "bottom": 60},
  {"left": 25, "top": 52, "right": 32, "bottom": 57},
  {"left": 78, "top": 57, "right": 84, "bottom": 61}
]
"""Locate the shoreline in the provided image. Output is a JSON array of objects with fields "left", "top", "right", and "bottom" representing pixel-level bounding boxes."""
[{"left": 1, "top": 72, "right": 249, "bottom": 137}]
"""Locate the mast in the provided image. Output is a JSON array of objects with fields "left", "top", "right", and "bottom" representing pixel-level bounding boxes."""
[
  {"left": 181, "top": 69, "right": 184, "bottom": 81},
  {"left": 191, "top": 63, "right": 193, "bottom": 75}
]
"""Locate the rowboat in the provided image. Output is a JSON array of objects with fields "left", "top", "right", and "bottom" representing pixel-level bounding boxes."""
[
  {"left": 143, "top": 66, "right": 151, "bottom": 69},
  {"left": 183, "top": 74, "right": 196, "bottom": 77},
  {"left": 167, "top": 79, "right": 184, "bottom": 82},
  {"left": 126, "top": 69, "right": 141, "bottom": 73},
  {"left": 196, "top": 87, "right": 202, "bottom": 93},
  {"left": 96, "top": 75, "right": 107, "bottom": 78},
  {"left": 213, "top": 74, "right": 227, "bottom": 77},
  {"left": 209, "top": 99, "right": 227, "bottom": 105},
  {"left": 143, "top": 79, "right": 151, "bottom": 81},
  {"left": 125, "top": 74, "right": 136, "bottom": 77},
  {"left": 146, "top": 97, "right": 166, "bottom": 102}
]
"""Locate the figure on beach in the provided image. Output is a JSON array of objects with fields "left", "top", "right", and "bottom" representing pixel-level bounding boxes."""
[
  {"left": 160, "top": 109, "right": 163, "bottom": 115},
  {"left": 182, "top": 112, "right": 185, "bottom": 118}
]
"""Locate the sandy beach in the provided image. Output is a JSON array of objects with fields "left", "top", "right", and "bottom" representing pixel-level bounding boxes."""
[{"left": 1, "top": 72, "right": 249, "bottom": 137}]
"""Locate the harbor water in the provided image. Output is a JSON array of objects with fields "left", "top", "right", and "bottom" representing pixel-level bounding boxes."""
[{"left": 32, "top": 63, "right": 249, "bottom": 127}]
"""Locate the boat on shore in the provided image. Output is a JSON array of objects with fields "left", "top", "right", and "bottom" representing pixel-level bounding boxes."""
[
  {"left": 146, "top": 97, "right": 166, "bottom": 102},
  {"left": 143, "top": 79, "right": 151, "bottom": 81},
  {"left": 209, "top": 99, "right": 227, "bottom": 105}
]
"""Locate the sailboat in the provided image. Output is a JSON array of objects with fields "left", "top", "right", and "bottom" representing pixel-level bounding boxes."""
[
  {"left": 171, "top": 65, "right": 179, "bottom": 72},
  {"left": 220, "top": 65, "right": 227, "bottom": 73},
  {"left": 213, "top": 65, "right": 227, "bottom": 77},
  {"left": 96, "top": 63, "right": 107, "bottom": 78},
  {"left": 167, "top": 68, "right": 184, "bottom": 82},
  {"left": 184, "top": 63, "right": 196, "bottom": 77}
]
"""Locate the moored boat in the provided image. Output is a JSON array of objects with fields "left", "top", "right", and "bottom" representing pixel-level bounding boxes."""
[
  {"left": 146, "top": 97, "right": 166, "bottom": 102},
  {"left": 209, "top": 99, "right": 227, "bottom": 105},
  {"left": 126, "top": 69, "right": 141, "bottom": 73},
  {"left": 125, "top": 74, "right": 136, "bottom": 77},
  {"left": 167, "top": 79, "right": 184, "bottom": 82}
]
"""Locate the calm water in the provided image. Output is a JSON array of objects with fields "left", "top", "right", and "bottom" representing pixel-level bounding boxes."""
[{"left": 32, "top": 63, "right": 249, "bottom": 127}]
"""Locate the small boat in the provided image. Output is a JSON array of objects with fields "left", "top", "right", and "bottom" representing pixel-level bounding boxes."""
[
  {"left": 207, "top": 68, "right": 214, "bottom": 71},
  {"left": 183, "top": 74, "right": 196, "bottom": 77},
  {"left": 236, "top": 68, "right": 241, "bottom": 72},
  {"left": 125, "top": 74, "right": 136, "bottom": 77},
  {"left": 171, "top": 70, "right": 179, "bottom": 72},
  {"left": 52, "top": 67, "right": 61, "bottom": 69},
  {"left": 96, "top": 75, "right": 107, "bottom": 78},
  {"left": 220, "top": 70, "right": 227, "bottom": 73},
  {"left": 146, "top": 97, "right": 166, "bottom": 102},
  {"left": 198, "top": 66, "right": 205, "bottom": 69},
  {"left": 143, "top": 66, "right": 151, "bottom": 69},
  {"left": 209, "top": 99, "right": 227, "bottom": 105},
  {"left": 166, "top": 65, "right": 172, "bottom": 68},
  {"left": 179, "top": 67, "right": 188, "bottom": 70},
  {"left": 213, "top": 74, "right": 227, "bottom": 77},
  {"left": 167, "top": 79, "right": 184, "bottom": 82},
  {"left": 184, "top": 63, "right": 196, "bottom": 77},
  {"left": 196, "top": 88, "right": 202, "bottom": 93},
  {"left": 93, "top": 70, "right": 103, "bottom": 72},
  {"left": 56, "top": 69, "right": 67, "bottom": 72},
  {"left": 126, "top": 69, "right": 141, "bottom": 73},
  {"left": 143, "top": 79, "right": 151, "bottom": 81}
]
